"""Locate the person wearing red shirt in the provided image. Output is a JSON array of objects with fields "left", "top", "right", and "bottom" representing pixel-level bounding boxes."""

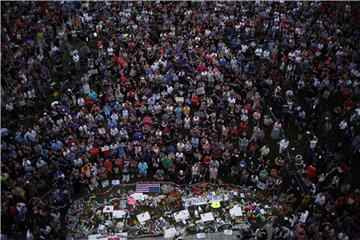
[
  {"left": 197, "top": 64, "right": 206, "bottom": 72},
  {"left": 239, "top": 121, "right": 248, "bottom": 134},
  {"left": 203, "top": 155, "right": 211, "bottom": 167},
  {"left": 306, "top": 165, "right": 317, "bottom": 180},
  {"left": 101, "top": 145, "right": 110, "bottom": 158},
  {"left": 90, "top": 147, "right": 100, "bottom": 157},
  {"left": 231, "top": 127, "right": 239, "bottom": 137},
  {"left": 84, "top": 97, "right": 92, "bottom": 106},
  {"left": 192, "top": 95, "right": 200, "bottom": 107},
  {"left": 104, "top": 159, "right": 113, "bottom": 172}
]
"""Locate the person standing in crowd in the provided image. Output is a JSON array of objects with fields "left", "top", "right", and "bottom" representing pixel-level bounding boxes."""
[{"left": 1, "top": 2, "right": 360, "bottom": 239}]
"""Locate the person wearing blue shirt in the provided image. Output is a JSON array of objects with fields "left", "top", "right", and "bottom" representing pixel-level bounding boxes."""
[
  {"left": 89, "top": 91, "right": 97, "bottom": 102},
  {"left": 66, "top": 152, "right": 76, "bottom": 162},
  {"left": 138, "top": 160, "right": 148, "bottom": 177},
  {"left": 15, "top": 131, "right": 25, "bottom": 145},
  {"left": 191, "top": 137, "right": 199, "bottom": 149},
  {"left": 148, "top": 96, "right": 156, "bottom": 106},
  {"left": 51, "top": 140, "right": 63, "bottom": 151},
  {"left": 164, "top": 72, "right": 172, "bottom": 82},
  {"left": 231, "top": 38, "right": 239, "bottom": 49},
  {"left": 174, "top": 106, "right": 183, "bottom": 119},
  {"left": 118, "top": 144, "right": 126, "bottom": 157},
  {"left": 108, "top": 119, "right": 118, "bottom": 129},
  {"left": 103, "top": 103, "right": 112, "bottom": 119},
  {"left": 133, "top": 132, "right": 144, "bottom": 141}
]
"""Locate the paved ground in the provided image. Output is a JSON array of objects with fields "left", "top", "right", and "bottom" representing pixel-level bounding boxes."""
[{"left": 138, "top": 232, "right": 241, "bottom": 240}]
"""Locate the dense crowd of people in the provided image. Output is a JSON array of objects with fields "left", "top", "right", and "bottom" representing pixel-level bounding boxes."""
[{"left": 1, "top": 1, "right": 360, "bottom": 239}]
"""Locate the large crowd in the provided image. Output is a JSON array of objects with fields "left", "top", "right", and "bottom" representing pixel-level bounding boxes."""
[{"left": 1, "top": 1, "right": 360, "bottom": 239}]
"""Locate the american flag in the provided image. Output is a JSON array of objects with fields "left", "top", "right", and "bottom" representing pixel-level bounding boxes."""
[{"left": 136, "top": 182, "right": 160, "bottom": 193}]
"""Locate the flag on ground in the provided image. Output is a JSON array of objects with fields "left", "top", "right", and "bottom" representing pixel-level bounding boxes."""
[{"left": 136, "top": 183, "right": 160, "bottom": 193}]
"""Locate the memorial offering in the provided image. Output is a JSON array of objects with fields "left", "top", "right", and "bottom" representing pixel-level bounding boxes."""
[{"left": 66, "top": 182, "right": 287, "bottom": 239}]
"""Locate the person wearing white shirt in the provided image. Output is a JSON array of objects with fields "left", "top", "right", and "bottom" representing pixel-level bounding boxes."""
[
  {"left": 309, "top": 135, "right": 318, "bottom": 150},
  {"left": 110, "top": 127, "right": 119, "bottom": 137},
  {"left": 83, "top": 82, "right": 90, "bottom": 95},
  {"left": 107, "top": 46, "right": 114, "bottom": 56},
  {"left": 73, "top": 53, "right": 79, "bottom": 63},
  {"left": 77, "top": 97, "right": 85, "bottom": 107},
  {"left": 5, "top": 101, "right": 14, "bottom": 112},
  {"left": 260, "top": 145, "right": 270, "bottom": 157},
  {"left": 314, "top": 193, "right": 326, "bottom": 206},
  {"left": 73, "top": 158, "right": 83, "bottom": 167},
  {"left": 339, "top": 120, "right": 348, "bottom": 130},
  {"left": 111, "top": 112, "right": 119, "bottom": 122},
  {"left": 279, "top": 138, "right": 289, "bottom": 154},
  {"left": 228, "top": 96, "right": 236, "bottom": 107}
]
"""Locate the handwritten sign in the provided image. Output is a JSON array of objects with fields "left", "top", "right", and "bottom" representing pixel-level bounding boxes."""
[
  {"left": 183, "top": 194, "right": 230, "bottom": 206},
  {"left": 103, "top": 205, "right": 114, "bottom": 213},
  {"left": 174, "top": 210, "right": 190, "bottom": 222},
  {"left": 137, "top": 211, "right": 151, "bottom": 223},
  {"left": 112, "top": 210, "right": 126, "bottom": 219},
  {"left": 200, "top": 212, "right": 214, "bottom": 222}
]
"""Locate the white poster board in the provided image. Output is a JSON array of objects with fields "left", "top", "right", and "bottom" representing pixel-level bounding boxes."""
[
  {"left": 164, "top": 227, "right": 177, "bottom": 239},
  {"left": 230, "top": 205, "right": 243, "bottom": 217},
  {"left": 111, "top": 180, "right": 121, "bottom": 186},
  {"left": 102, "top": 180, "right": 110, "bottom": 188},
  {"left": 174, "top": 210, "right": 190, "bottom": 222},
  {"left": 137, "top": 211, "right": 151, "bottom": 223},
  {"left": 200, "top": 212, "right": 214, "bottom": 222},
  {"left": 130, "top": 193, "right": 148, "bottom": 201},
  {"left": 196, "top": 233, "right": 206, "bottom": 238},
  {"left": 175, "top": 97, "right": 184, "bottom": 103},
  {"left": 112, "top": 210, "right": 126, "bottom": 219}
]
